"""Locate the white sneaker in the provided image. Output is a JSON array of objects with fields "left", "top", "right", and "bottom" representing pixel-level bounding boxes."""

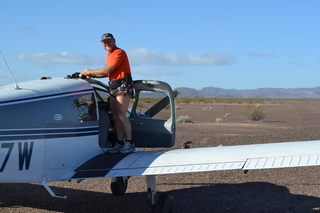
[
  {"left": 108, "top": 143, "right": 122, "bottom": 154},
  {"left": 119, "top": 141, "right": 135, "bottom": 153}
]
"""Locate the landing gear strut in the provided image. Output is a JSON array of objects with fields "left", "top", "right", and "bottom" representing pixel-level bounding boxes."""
[{"left": 146, "top": 175, "right": 175, "bottom": 213}]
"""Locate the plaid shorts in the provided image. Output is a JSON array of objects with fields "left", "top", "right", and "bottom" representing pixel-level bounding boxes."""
[{"left": 110, "top": 82, "right": 134, "bottom": 98}]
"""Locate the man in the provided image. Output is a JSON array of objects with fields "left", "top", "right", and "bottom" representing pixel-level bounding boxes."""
[{"left": 81, "top": 33, "right": 135, "bottom": 153}]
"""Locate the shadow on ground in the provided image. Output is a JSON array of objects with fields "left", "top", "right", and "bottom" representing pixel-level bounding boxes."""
[{"left": 1, "top": 181, "right": 320, "bottom": 212}]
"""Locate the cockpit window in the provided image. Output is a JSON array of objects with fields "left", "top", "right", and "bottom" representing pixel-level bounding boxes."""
[
  {"left": 90, "top": 81, "right": 110, "bottom": 102},
  {"left": 133, "top": 91, "right": 171, "bottom": 121},
  {"left": 73, "top": 93, "right": 97, "bottom": 122},
  {"left": 94, "top": 88, "right": 110, "bottom": 102}
]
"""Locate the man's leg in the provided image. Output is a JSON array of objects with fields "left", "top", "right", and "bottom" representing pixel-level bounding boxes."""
[{"left": 115, "top": 94, "right": 132, "bottom": 141}]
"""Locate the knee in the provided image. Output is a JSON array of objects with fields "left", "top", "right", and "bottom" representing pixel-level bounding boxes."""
[{"left": 113, "top": 113, "right": 127, "bottom": 123}]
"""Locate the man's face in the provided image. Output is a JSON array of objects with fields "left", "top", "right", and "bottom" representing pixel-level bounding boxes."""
[{"left": 102, "top": 39, "right": 116, "bottom": 52}]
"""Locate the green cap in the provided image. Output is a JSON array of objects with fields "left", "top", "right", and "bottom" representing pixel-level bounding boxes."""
[{"left": 101, "top": 33, "right": 114, "bottom": 41}]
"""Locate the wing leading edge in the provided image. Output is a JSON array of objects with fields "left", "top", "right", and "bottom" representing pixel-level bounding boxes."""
[{"left": 71, "top": 140, "right": 320, "bottom": 179}]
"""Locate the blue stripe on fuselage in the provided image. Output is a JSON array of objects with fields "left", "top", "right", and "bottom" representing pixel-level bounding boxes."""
[
  {"left": 0, "top": 126, "right": 99, "bottom": 141},
  {"left": 0, "top": 89, "right": 94, "bottom": 105}
]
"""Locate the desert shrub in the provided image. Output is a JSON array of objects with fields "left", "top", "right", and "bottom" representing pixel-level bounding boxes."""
[
  {"left": 176, "top": 115, "right": 193, "bottom": 123},
  {"left": 203, "top": 107, "right": 213, "bottom": 111},
  {"left": 215, "top": 118, "right": 223, "bottom": 123},
  {"left": 225, "top": 113, "right": 231, "bottom": 117},
  {"left": 244, "top": 102, "right": 264, "bottom": 121}
]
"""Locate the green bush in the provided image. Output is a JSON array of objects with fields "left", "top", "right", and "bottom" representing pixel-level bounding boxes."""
[{"left": 244, "top": 102, "right": 264, "bottom": 121}]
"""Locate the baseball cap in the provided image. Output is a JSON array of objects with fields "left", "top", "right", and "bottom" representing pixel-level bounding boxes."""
[{"left": 101, "top": 33, "right": 114, "bottom": 41}]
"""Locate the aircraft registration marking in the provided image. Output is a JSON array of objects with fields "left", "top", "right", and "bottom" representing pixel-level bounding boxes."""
[{"left": 0, "top": 142, "right": 34, "bottom": 172}]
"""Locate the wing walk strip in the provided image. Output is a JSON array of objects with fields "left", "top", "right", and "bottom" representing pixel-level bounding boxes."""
[{"left": 71, "top": 153, "right": 132, "bottom": 179}]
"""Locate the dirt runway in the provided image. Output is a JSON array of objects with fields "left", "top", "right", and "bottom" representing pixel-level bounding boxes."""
[{"left": 1, "top": 100, "right": 320, "bottom": 212}]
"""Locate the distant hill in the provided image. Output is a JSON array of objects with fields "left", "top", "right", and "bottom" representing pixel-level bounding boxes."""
[{"left": 174, "top": 86, "right": 320, "bottom": 99}]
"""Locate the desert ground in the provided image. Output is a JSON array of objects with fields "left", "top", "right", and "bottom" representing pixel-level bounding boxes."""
[{"left": 1, "top": 99, "right": 320, "bottom": 212}]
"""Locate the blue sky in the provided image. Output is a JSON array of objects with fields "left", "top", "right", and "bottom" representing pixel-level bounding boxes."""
[{"left": 1, "top": 1, "right": 319, "bottom": 90}]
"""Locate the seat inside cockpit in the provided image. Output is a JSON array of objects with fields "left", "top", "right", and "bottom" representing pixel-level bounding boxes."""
[{"left": 97, "top": 101, "right": 115, "bottom": 148}]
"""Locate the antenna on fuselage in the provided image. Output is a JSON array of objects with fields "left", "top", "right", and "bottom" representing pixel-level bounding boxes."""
[{"left": 0, "top": 50, "right": 21, "bottom": 90}]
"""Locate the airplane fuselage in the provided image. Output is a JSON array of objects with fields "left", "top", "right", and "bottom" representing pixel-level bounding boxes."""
[{"left": 0, "top": 78, "right": 106, "bottom": 182}]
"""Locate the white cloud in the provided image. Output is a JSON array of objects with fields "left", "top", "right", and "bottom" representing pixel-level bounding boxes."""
[
  {"left": 127, "top": 48, "right": 236, "bottom": 66},
  {"left": 17, "top": 52, "right": 97, "bottom": 68},
  {"left": 249, "top": 52, "right": 277, "bottom": 58},
  {"left": 17, "top": 49, "right": 236, "bottom": 68}
]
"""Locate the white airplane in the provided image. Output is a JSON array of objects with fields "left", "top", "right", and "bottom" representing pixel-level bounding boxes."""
[{"left": 1, "top": 71, "right": 320, "bottom": 212}]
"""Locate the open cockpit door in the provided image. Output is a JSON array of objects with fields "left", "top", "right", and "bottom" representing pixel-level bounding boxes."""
[
  {"left": 130, "top": 80, "right": 176, "bottom": 148},
  {"left": 89, "top": 80, "right": 115, "bottom": 148}
]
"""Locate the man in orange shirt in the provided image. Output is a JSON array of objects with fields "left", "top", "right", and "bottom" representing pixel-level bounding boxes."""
[{"left": 81, "top": 33, "right": 135, "bottom": 153}]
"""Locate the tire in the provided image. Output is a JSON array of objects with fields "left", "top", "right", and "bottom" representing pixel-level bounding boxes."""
[
  {"left": 155, "top": 194, "right": 175, "bottom": 213},
  {"left": 110, "top": 176, "right": 127, "bottom": 196}
]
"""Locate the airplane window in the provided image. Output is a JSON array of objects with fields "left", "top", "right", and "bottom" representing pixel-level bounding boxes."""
[
  {"left": 74, "top": 93, "right": 97, "bottom": 122},
  {"left": 92, "top": 85, "right": 110, "bottom": 103},
  {"left": 134, "top": 91, "right": 171, "bottom": 121},
  {"left": 95, "top": 89, "right": 110, "bottom": 102}
]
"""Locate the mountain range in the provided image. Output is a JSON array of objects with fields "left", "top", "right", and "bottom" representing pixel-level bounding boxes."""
[{"left": 174, "top": 86, "right": 320, "bottom": 99}]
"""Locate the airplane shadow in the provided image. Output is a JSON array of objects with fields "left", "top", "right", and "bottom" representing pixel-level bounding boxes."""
[
  {"left": 168, "top": 182, "right": 320, "bottom": 212},
  {"left": 0, "top": 181, "right": 320, "bottom": 213}
]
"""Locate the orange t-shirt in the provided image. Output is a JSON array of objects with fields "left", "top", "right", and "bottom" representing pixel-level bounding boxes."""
[{"left": 106, "top": 48, "right": 131, "bottom": 81}]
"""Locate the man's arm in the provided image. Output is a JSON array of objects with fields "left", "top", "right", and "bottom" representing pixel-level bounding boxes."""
[{"left": 81, "top": 65, "right": 115, "bottom": 78}]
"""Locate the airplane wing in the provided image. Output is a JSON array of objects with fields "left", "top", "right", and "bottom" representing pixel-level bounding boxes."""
[{"left": 71, "top": 140, "right": 320, "bottom": 179}]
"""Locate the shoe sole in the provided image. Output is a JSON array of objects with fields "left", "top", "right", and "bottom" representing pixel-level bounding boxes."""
[
  {"left": 119, "top": 148, "right": 136, "bottom": 154},
  {"left": 108, "top": 148, "right": 121, "bottom": 154}
]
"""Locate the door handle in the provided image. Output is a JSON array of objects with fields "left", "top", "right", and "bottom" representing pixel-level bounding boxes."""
[{"left": 133, "top": 122, "right": 143, "bottom": 126}]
